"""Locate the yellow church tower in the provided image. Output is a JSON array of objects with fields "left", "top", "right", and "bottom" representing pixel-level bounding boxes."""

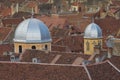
[
  {"left": 13, "top": 18, "right": 52, "bottom": 53},
  {"left": 84, "top": 23, "right": 102, "bottom": 55}
]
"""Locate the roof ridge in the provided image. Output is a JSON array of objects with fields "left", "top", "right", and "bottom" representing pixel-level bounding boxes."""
[
  {"left": 107, "top": 60, "right": 120, "bottom": 73},
  {"left": 3, "top": 28, "right": 13, "bottom": 42},
  {"left": 83, "top": 63, "right": 92, "bottom": 80}
]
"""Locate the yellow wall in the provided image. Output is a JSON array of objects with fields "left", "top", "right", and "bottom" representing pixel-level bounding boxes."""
[
  {"left": 14, "top": 42, "right": 51, "bottom": 53},
  {"left": 84, "top": 38, "right": 102, "bottom": 55}
]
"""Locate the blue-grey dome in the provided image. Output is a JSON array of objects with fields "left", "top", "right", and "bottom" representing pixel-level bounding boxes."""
[
  {"left": 84, "top": 23, "right": 102, "bottom": 38},
  {"left": 14, "top": 18, "right": 52, "bottom": 43}
]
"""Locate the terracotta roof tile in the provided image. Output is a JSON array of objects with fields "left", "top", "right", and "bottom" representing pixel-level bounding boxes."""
[
  {"left": 20, "top": 50, "right": 90, "bottom": 64},
  {"left": 0, "top": 62, "right": 89, "bottom": 80},
  {"left": 0, "top": 7, "right": 11, "bottom": 17},
  {"left": 95, "top": 16, "right": 120, "bottom": 37},
  {"left": 109, "top": 56, "right": 120, "bottom": 69},
  {"left": 0, "top": 44, "right": 13, "bottom": 55},
  {"left": 0, "top": 27, "right": 12, "bottom": 41},
  {"left": 26, "top": 1, "right": 37, "bottom": 8},
  {"left": 2, "top": 18, "right": 23, "bottom": 27},
  {"left": 87, "top": 61, "right": 120, "bottom": 80},
  {"left": 53, "top": 36, "right": 84, "bottom": 52},
  {"left": 36, "top": 15, "right": 68, "bottom": 30}
]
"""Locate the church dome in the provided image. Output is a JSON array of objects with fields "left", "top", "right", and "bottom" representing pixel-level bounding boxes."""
[
  {"left": 14, "top": 18, "right": 52, "bottom": 43},
  {"left": 84, "top": 23, "right": 102, "bottom": 38}
]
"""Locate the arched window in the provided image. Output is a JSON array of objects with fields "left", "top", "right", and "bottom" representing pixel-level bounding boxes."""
[
  {"left": 86, "top": 41, "right": 89, "bottom": 51},
  {"left": 32, "top": 46, "right": 36, "bottom": 49},
  {"left": 45, "top": 45, "right": 48, "bottom": 50},
  {"left": 19, "top": 45, "right": 22, "bottom": 53}
]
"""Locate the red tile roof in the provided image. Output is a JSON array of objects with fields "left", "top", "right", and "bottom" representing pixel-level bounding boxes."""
[
  {"left": 20, "top": 49, "right": 90, "bottom": 64},
  {"left": 0, "top": 62, "right": 89, "bottom": 80},
  {"left": 36, "top": 15, "right": 68, "bottom": 30},
  {"left": 0, "top": 7, "right": 11, "bottom": 17},
  {"left": 0, "top": 27, "right": 13, "bottom": 41},
  {"left": 0, "top": 59, "right": 119, "bottom": 80},
  {"left": 51, "top": 45, "right": 68, "bottom": 52},
  {"left": 0, "top": 44, "right": 13, "bottom": 55},
  {"left": 95, "top": 16, "right": 120, "bottom": 37},
  {"left": 53, "top": 36, "right": 84, "bottom": 52},
  {"left": 87, "top": 61, "right": 120, "bottom": 80},
  {"left": 2, "top": 18, "right": 23, "bottom": 27},
  {"left": 109, "top": 56, "right": 120, "bottom": 69},
  {"left": 26, "top": 1, "right": 37, "bottom": 8}
]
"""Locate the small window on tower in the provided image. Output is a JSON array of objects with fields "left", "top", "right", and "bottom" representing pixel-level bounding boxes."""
[
  {"left": 86, "top": 41, "right": 89, "bottom": 51},
  {"left": 19, "top": 45, "right": 22, "bottom": 53},
  {"left": 45, "top": 45, "right": 48, "bottom": 50},
  {"left": 32, "top": 46, "right": 36, "bottom": 49}
]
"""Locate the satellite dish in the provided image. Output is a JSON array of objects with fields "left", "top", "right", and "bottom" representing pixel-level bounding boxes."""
[{"left": 106, "top": 35, "right": 114, "bottom": 48}]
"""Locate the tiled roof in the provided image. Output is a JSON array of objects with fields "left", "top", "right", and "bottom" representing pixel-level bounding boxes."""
[
  {"left": 109, "top": 56, "right": 120, "bottom": 69},
  {"left": 20, "top": 50, "right": 56, "bottom": 63},
  {"left": 36, "top": 15, "right": 68, "bottom": 30},
  {"left": 53, "top": 36, "right": 84, "bottom": 52},
  {"left": 0, "top": 44, "right": 13, "bottom": 55},
  {"left": 95, "top": 16, "right": 120, "bottom": 37},
  {"left": 26, "top": 1, "right": 37, "bottom": 8},
  {"left": 51, "top": 28, "right": 69, "bottom": 37},
  {"left": 0, "top": 7, "right": 11, "bottom": 17},
  {"left": 60, "top": 14, "right": 83, "bottom": 25},
  {"left": 87, "top": 61, "right": 120, "bottom": 80},
  {"left": 51, "top": 45, "right": 68, "bottom": 52},
  {"left": 79, "top": 18, "right": 91, "bottom": 32},
  {"left": 0, "top": 27, "right": 12, "bottom": 41},
  {"left": 12, "top": 11, "right": 32, "bottom": 18},
  {"left": 20, "top": 49, "right": 90, "bottom": 64},
  {"left": 0, "top": 62, "right": 89, "bottom": 80},
  {"left": 2, "top": 18, "right": 23, "bottom": 27},
  {"left": 0, "top": 59, "right": 119, "bottom": 80}
]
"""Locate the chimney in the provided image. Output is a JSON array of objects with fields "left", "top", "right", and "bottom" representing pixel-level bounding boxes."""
[
  {"left": 35, "top": 5, "right": 39, "bottom": 14},
  {"left": 107, "top": 47, "right": 113, "bottom": 58},
  {"left": 16, "top": 3, "right": 19, "bottom": 13},
  {"left": 11, "top": 3, "right": 14, "bottom": 15}
]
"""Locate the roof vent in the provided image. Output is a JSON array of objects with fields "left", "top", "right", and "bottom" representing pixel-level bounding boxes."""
[
  {"left": 82, "top": 60, "right": 91, "bottom": 65},
  {"left": 32, "top": 58, "right": 40, "bottom": 63},
  {"left": 95, "top": 57, "right": 100, "bottom": 63},
  {"left": 10, "top": 55, "right": 15, "bottom": 62}
]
